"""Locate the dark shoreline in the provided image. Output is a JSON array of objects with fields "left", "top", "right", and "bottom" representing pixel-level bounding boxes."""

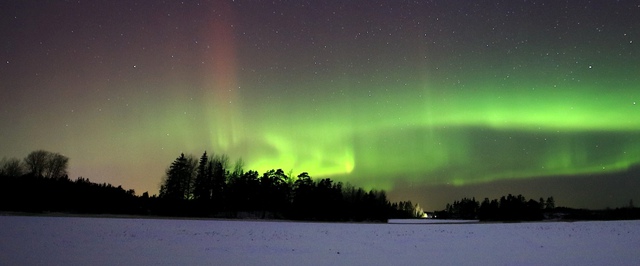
[{"left": 4, "top": 210, "right": 640, "bottom": 224}]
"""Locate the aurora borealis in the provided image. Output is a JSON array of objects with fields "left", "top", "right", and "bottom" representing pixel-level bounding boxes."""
[{"left": 1, "top": 1, "right": 639, "bottom": 210}]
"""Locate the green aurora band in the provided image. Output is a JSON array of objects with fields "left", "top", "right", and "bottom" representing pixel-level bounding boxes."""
[{"left": 218, "top": 72, "right": 640, "bottom": 190}]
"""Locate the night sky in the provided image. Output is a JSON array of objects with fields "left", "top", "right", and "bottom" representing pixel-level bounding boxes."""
[{"left": 1, "top": 1, "right": 639, "bottom": 210}]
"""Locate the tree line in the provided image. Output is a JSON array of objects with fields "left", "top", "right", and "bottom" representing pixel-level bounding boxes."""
[
  {"left": 438, "top": 194, "right": 640, "bottom": 221},
  {"left": 1, "top": 150, "right": 69, "bottom": 179},
  {"left": 156, "top": 152, "right": 423, "bottom": 221},
  {"left": 6, "top": 150, "right": 636, "bottom": 221},
  {"left": 0, "top": 150, "right": 422, "bottom": 221},
  {"left": 1, "top": 150, "right": 143, "bottom": 214},
  {"left": 436, "top": 194, "right": 555, "bottom": 221}
]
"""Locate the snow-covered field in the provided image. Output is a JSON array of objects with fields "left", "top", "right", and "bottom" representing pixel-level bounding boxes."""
[{"left": 1, "top": 215, "right": 638, "bottom": 265}]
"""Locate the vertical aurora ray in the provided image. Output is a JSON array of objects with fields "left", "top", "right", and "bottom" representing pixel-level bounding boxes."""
[{"left": 201, "top": 2, "right": 243, "bottom": 151}]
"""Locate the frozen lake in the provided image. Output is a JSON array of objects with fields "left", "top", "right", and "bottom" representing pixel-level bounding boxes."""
[{"left": 1, "top": 215, "right": 638, "bottom": 265}]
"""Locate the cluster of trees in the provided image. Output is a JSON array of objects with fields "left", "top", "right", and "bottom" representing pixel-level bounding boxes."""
[
  {"left": 4, "top": 150, "right": 639, "bottom": 222},
  {"left": 437, "top": 195, "right": 556, "bottom": 221},
  {"left": 1, "top": 150, "right": 422, "bottom": 221},
  {"left": 0, "top": 150, "right": 68, "bottom": 179},
  {"left": 0, "top": 150, "right": 143, "bottom": 214},
  {"left": 157, "top": 152, "right": 423, "bottom": 221},
  {"left": 0, "top": 174, "right": 142, "bottom": 214}
]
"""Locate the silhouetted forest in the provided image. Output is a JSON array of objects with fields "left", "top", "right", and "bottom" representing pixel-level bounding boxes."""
[
  {"left": 3, "top": 150, "right": 638, "bottom": 221},
  {"left": 436, "top": 195, "right": 552, "bottom": 221},
  {"left": 0, "top": 150, "right": 421, "bottom": 221},
  {"left": 437, "top": 194, "right": 640, "bottom": 221},
  {"left": 155, "top": 152, "right": 422, "bottom": 221}
]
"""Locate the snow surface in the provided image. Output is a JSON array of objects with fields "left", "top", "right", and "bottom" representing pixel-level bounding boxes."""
[{"left": 1, "top": 215, "right": 639, "bottom": 265}]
